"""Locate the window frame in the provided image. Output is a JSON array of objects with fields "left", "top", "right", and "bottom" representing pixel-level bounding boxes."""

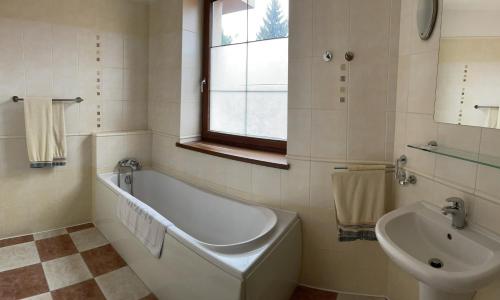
[{"left": 201, "top": 0, "right": 287, "bottom": 154}]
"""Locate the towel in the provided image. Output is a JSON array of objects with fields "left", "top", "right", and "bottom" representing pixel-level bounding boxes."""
[
  {"left": 52, "top": 102, "right": 67, "bottom": 166},
  {"left": 23, "top": 97, "right": 55, "bottom": 168},
  {"left": 117, "top": 194, "right": 168, "bottom": 258},
  {"left": 332, "top": 165, "right": 387, "bottom": 242}
]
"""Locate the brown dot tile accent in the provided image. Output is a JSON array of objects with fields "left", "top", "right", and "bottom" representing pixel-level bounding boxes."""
[
  {"left": 0, "top": 235, "right": 34, "bottom": 248},
  {"left": 290, "top": 286, "right": 337, "bottom": 300},
  {"left": 81, "top": 244, "right": 126, "bottom": 277},
  {"left": 36, "top": 235, "right": 78, "bottom": 262},
  {"left": 51, "top": 279, "right": 105, "bottom": 300},
  {"left": 66, "top": 223, "right": 94, "bottom": 233},
  {"left": 140, "top": 293, "right": 159, "bottom": 300},
  {"left": 0, "top": 263, "right": 49, "bottom": 299}
]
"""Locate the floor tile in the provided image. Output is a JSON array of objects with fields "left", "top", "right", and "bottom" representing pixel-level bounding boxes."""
[
  {"left": 0, "top": 264, "right": 49, "bottom": 299},
  {"left": 70, "top": 228, "right": 108, "bottom": 252},
  {"left": 96, "top": 266, "right": 150, "bottom": 300},
  {"left": 66, "top": 223, "right": 94, "bottom": 233},
  {"left": 51, "top": 279, "right": 106, "bottom": 300},
  {"left": 0, "top": 235, "right": 34, "bottom": 248},
  {"left": 35, "top": 235, "right": 78, "bottom": 262},
  {"left": 34, "top": 229, "right": 68, "bottom": 241},
  {"left": 140, "top": 294, "right": 158, "bottom": 300},
  {"left": 290, "top": 286, "right": 337, "bottom": 300},
  {"left": 42, "top": 254, "right": 92, "bottom": 291},
  {"left": 81, "top": 244, "right": 126, "bottom": 277},
  {"left": 0, "top": 242, "right": 40, "bottom": 272},
  {"left": 21, "top": 292, "right": 53, "bottom": 299}
]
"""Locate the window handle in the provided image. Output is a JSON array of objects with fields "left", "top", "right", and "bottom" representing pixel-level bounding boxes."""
[{"left": 200, "top": 78, "right": 207, "bottom": 93}]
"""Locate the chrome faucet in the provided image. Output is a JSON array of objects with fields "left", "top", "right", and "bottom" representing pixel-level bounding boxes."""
[
  {"left": 116, "top": 159, "right": 141, "bottom": 195},
  {"left": 441, "top": 197, "right": 466, "bottom": 229}
]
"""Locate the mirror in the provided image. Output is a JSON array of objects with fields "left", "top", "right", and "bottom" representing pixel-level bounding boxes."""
[
  {"left": 435, "top": 0, "right": 500, "bottom": 128},
  {"left": 417, "top": 0, "right": 438, "bottom": 40}
]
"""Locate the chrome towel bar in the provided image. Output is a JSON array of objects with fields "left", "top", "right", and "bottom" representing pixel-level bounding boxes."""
[
  {"left": 474, "top": 105, "right": 499, "bottom": 109},
  {"left": 12, "top": 96, "right": 84, "bottom": 103}
]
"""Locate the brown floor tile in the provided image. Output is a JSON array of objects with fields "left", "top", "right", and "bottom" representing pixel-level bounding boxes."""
[
  {"left": 290, "top": 286, "right": 337, "bottom": 300},
  {"left": 36, "top": 235, "right": 78, "bottom": 262},
  {"left": 0, "top": 235, "right": 34, "bottom": 248},
  {"left": 0, "top": 263, "right": 49, "bottom": 299},
  {"left": 66, "top": 223, "right": 94, "bottom": 233},
  {"left": 140, "top": 293, "right": 159, "bottom": 300},
  {"left": 51, "top": 279, "right": 106, "bottom": 300},
  {"left": 81, "top": 244, "right": 126, "bottom": 277}
]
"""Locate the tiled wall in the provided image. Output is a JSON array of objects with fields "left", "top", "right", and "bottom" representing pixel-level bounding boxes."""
[
  {"left": 390, "top": 0, "right": 500, "bottom": 299},
  {"left": 149, "top": 0, "right": 400, "bottom": 295},
  {"left": 0, "top": 0, "right": 149, "bottom": 238}
]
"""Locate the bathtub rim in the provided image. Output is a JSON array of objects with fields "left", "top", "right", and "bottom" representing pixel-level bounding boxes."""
[
  {"left": 95, "top": 169, "right": 300, "bottom": 280},
  {"left": 97, "top": 170, "right": 279, "bottom": 250}
]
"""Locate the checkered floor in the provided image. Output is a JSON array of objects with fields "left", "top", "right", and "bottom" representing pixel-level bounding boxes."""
[{"left": 0, "top": 223, "right": 156, "bottom": 300}]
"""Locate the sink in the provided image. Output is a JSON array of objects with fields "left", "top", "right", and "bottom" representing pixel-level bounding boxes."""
[{"left": 376, "top": 201, "right": 500, "bottom": 300}]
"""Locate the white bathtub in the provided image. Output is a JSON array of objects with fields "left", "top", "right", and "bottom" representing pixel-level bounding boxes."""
[{"left": 94, "top": 170, "right": 301, "bottom": 300}]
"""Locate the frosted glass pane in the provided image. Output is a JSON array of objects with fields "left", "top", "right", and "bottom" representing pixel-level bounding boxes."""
[
  {"left": 212, "top": 0, "right": 248, "bottom": 46},
  {"left": 210, "top": 91, "right": 246, "bottom": 135},
  {"left": 248, "top": 0, "right": 289, "bottom": 42},
  {"left": 246, "top": 92, "right": 287, "bottom": 140},
  {"left": 247, "top": 38, "right": 288, "bottom": 92},
  {"left": 210, "top": 43, "right": 247, "bottom": 92}
]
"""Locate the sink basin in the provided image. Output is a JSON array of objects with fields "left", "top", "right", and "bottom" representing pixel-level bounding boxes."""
[{"left": 376, "top": 201, "right": 500, "bottom": 300}]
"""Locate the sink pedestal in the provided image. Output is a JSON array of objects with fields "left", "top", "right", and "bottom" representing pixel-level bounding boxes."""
[{"left": 419, "top": 283, "right": 475, "bottom": 300}]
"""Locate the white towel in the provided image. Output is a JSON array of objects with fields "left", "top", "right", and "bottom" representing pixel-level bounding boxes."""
[
  {"left": 332, "top": 165, "right": 387, "bottom": 241},
  {"left": 52, "top": 102, "right": 67, "bottom": 166},
  {"left": 117, "top": 194, "right": 168, "bottom": 258},
  {"left": 23, "top": 97, "right": 55, "bottom": 168}
]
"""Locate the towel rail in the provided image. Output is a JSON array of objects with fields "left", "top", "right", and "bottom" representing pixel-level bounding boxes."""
[
  {"left": 12, "top": 96, "right": 84, "bottom": 103},
  {"left": 334, "top": 166, "right": 395, "bottom": 170},
  {"left": 474, "top": 105, "right": 499, "bottom": 109}
]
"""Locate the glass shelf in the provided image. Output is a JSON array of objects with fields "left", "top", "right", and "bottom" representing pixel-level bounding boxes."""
[{"left": 407, "top": 144, "right": 500, "bottom": 170}]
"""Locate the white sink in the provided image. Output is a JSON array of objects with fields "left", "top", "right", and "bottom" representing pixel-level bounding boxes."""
[{"left": 376, "top": 201, "right": 500, "bottom": 300}]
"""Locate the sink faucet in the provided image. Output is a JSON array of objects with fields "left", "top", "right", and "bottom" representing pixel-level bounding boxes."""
[{"left": 441, "top": 197, "right": 466, "bottom": 229}]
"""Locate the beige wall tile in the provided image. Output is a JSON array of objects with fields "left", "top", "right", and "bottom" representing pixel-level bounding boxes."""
[
  {"left": 288, "top": 58, "right": 312, "bottom": 109},
  {"left": 281, "top": 159, "right": 311, "bottom": 207},
  {"left": 287, "top": 109, "right": 311, "bottom": 157},
  {"left": 251, "top": 165, "right": 281, "bottom": 207},
  {"left": 407, "top": 51, "right": 439, "bottom": 114},
  {"left": 311, "top": 110, "right": 348, "bottom": 159},
  {"left": 289, "top": 0, "right": 312, "bottom": 59},
  {"left": 434, "top": 156, "right": 477, "bottom": 190},
  {"left": 309, "top": 161, "right": 335, "bottom": 209}
]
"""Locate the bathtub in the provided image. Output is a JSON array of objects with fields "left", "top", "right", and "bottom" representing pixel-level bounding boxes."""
[{"left": 94, "top": 169, "right": 301, "bottom": 300}]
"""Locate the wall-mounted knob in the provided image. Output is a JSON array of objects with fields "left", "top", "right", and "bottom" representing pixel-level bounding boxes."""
[
  {"left": 345, "top": 51, "right": 354, "bottom": 62},
  {"left": 322, "top": 51, "right": 333, "bottom": 62}
]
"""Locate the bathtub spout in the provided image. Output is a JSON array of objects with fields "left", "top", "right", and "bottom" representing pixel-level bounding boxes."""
[{"left": 117, "top": 159, "right": 141, "bottom": 195}]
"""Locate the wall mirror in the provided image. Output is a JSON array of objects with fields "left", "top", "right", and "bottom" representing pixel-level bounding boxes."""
[{"left": 434, "top": 0, "right": 500, "bottom": 129}]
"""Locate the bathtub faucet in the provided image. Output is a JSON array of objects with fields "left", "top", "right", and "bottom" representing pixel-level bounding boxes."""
[{"left": 117, "top": 159, "right": 141, "bottom": 195}]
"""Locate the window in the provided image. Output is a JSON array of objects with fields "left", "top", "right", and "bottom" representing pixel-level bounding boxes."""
[{"left": 202, "top": 0, "right": 289, "bottom": 153}]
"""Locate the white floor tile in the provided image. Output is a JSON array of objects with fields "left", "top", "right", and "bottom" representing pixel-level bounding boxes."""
[
  {"left": 0, "top": 242, "right": 40, "bottom": 272},
  {"left": 69, "top": 228, "right": 108, "bottom": 252},
  {"left": 42, "top": 254, "right": 92, "bottom": 290},
  {"left": 96, "top": 266, "right": 150, "bottom": 300},
  {"left": 21, "top": 292, "right": 53, "bottom": 300}
]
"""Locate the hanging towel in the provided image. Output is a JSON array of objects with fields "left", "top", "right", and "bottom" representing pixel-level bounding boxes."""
[
  {"left": 117, "top": 194, "right": 172, "bottom": 258},
  {"left": 332, "top": 165, "right": 387, "bottom": 242},
  {"left": 52, "top": 102, "right": 67, "bottom": 166},
  {"left": 23, "top": 97, "right": 55, "bottom": 168}
]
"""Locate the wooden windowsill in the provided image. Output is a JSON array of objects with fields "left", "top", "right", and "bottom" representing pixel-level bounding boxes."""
[{"left": 176, "top": 141, "right": 290, "bottom": 170}]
